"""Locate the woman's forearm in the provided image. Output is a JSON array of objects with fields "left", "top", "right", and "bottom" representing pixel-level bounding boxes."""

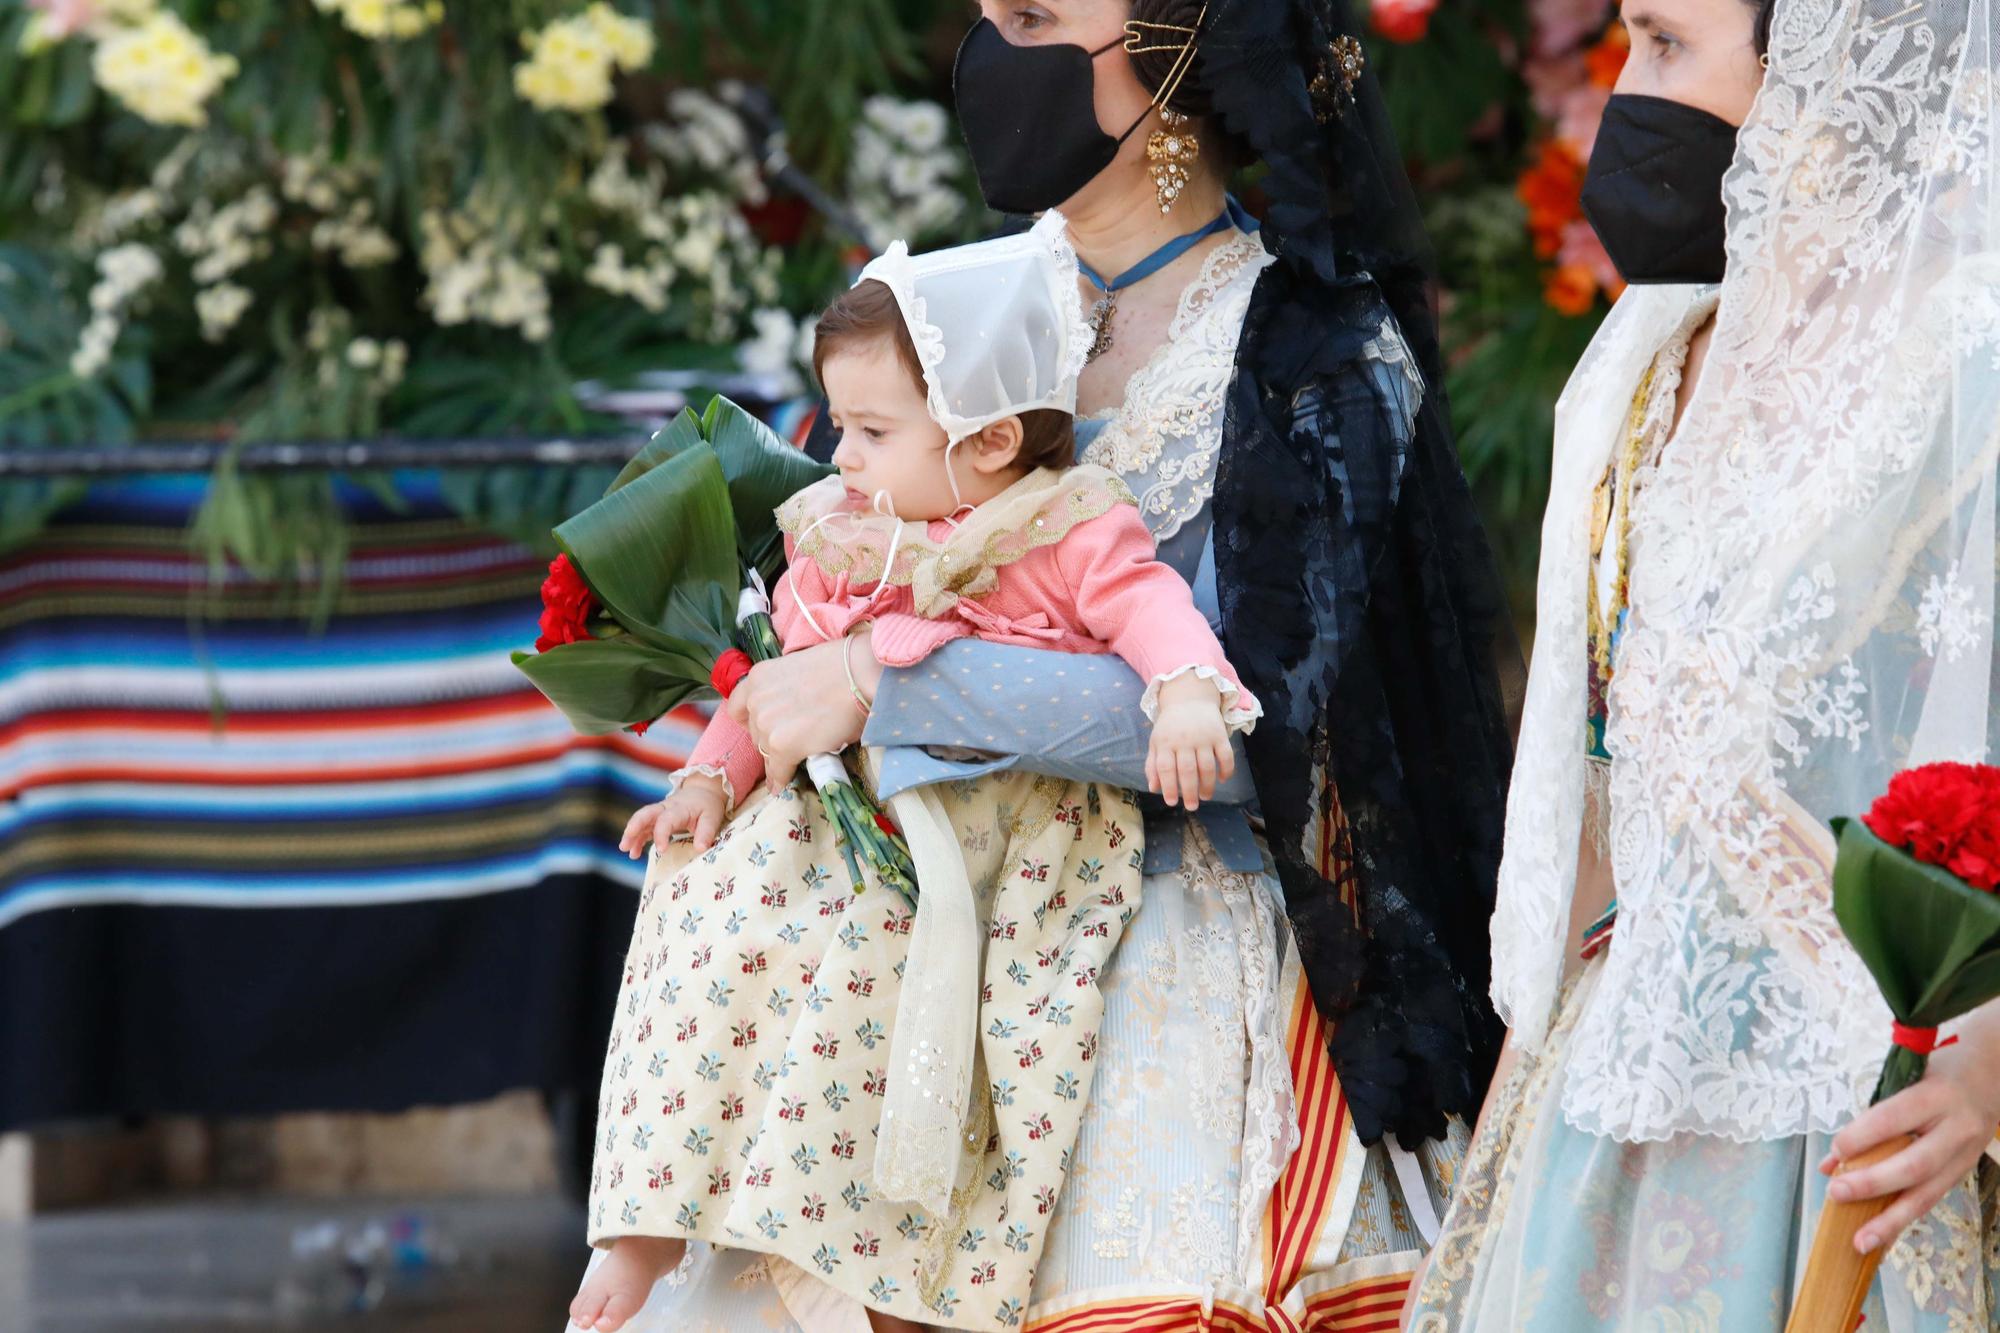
[{"left": 865, "top": 638, "right": 1257, "bottom": 802}]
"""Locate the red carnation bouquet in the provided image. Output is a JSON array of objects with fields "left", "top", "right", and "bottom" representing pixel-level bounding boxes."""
[
  {"left": 512, "top": 396, "right": 916, "bottom": 902},
  {"left": 1785, "top": 762, "right": 2000, "bottom": 1332}
]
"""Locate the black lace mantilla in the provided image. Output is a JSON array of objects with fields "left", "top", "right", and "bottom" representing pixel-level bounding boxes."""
[{"left": 1203, "top": 0, "right": 1518, "bottom": 1147}]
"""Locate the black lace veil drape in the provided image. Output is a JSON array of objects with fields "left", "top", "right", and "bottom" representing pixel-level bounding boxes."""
[{"left": 1203, "top": 0, "right": 1518, "bottom": 1146}]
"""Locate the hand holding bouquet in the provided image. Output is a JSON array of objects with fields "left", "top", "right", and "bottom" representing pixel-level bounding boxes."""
[
  {"left": 513, "top": 396, "right": 917, "bottom": 902},
  {"left": 1784, "top": 762, "right": 2000, "bottom": 1333}
]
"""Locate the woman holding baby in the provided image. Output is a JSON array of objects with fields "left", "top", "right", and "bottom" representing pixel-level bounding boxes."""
[{"left": 567, "top": 1, "right": 1516, "bottom": 1329}]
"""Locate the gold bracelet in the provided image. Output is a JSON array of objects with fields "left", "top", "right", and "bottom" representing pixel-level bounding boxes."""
[{"left": 842, "top": 630, "right": 874, "bottom": 718}]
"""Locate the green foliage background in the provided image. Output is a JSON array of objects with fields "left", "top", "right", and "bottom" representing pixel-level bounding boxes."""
[{"left": 1, "top": 0, "right": 1609, "bottom": 604}]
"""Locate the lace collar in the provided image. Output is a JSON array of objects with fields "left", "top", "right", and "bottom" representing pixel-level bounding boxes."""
[
  {"left": 777, "top": 466, "right": 1137, "bottom": 617},
  {"left": 1080, "top": 231, "right": 1276, "bottom": 542}
]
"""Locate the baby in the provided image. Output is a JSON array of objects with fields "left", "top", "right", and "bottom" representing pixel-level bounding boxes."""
[{"left": 570, "top": 213, "right": 1256, "bottom": 1333}]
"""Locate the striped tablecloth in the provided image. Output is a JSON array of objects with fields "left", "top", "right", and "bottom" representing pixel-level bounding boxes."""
[{"left": 0, "top": 473, "right": 700, "bottom": 1132}]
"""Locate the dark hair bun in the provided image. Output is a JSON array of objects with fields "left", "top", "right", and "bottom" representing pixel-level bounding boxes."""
[{"left": 1126, "top": 0, "right": 1215, "bottom": 116}]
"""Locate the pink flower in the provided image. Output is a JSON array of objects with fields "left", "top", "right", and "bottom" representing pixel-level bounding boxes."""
[
  {"left": 1530, "top": 0, "right": 1615, "bottom": 58},
  {"left": 1523, "top": 53, "right": 1590, "bottom": 119},
  {"left": 1558, "top": 219, "right": 1624, "bottom": 298},
  {"left": 28, "top": 0, "right": 98, "bottom": 39},
  {"left": 1555, "top": 84, "right": 1612, "bottom": 158}
]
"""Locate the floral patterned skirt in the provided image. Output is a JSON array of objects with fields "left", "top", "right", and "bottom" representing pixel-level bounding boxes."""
[
  {"left": 1408, "top": 959, "right": 2000, "bottom": 1332},
  {"left": 570, "top": 817, "right": 1462, "bottom": 1333},
  {"left": 585, "top": 771, "right": 1142, "bottom": 1332}
]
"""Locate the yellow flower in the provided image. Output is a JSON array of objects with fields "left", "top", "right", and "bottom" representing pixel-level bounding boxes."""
[
  {"left": 583, "top": 2, "right": 653, "bottom": 72},
  {"left": 91, "top": 11, "right": 237, "bottom": 127},
  {"left": 316, "top": 0, "right": 443, "bottom": 41},
  {"left": 514, "top": 6, "right": 650, "bottom": 114},
  {"left": 514, "top": 24, "right": 611, "bottom": 111}
]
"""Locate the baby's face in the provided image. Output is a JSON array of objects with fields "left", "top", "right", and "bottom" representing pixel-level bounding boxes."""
[{"left": 822, "top": 341, "right": 964, "bottom": 522}]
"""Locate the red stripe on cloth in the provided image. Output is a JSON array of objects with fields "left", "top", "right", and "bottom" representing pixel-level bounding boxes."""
[
  {"left": 1266, "top": 983, "right": 1351, "bottom": 1309},
  {"left": 1026, "top": 1297, "right": 1209, "bottom": 1333},
  {"left": 0, "top": 737, "right": 684, "bottom": 799},
  {"left": 0, "top": 691, "right": 561, "bottom": 741},
  {"left": 1301, "top": 1276, "right": 1416, "bottom": 1333}
]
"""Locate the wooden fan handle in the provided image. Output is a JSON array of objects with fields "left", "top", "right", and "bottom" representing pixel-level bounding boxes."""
[{"left": 1782, "top": 1137, "right": 1911, "bottom": 1333}]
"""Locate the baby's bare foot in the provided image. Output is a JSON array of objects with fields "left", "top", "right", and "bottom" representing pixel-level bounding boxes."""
[{"left": 568, "top": 1235, "right": 686, "bottom": 1332}]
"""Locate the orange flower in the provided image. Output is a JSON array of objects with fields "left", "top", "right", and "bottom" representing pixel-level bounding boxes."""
[
  {"left": 1517, "top": 139, "right": 1586, "bottom": 259},
  {"left": 1586, "top": 23, "right": 1630, "bottom": 88},
  {"left": 1544, "top": 263, "right": 1598, "bottom": 317}
]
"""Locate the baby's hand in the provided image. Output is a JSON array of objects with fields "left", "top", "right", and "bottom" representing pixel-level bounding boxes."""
[
  {"left": 619, "top": 775, "right": 729, "bottom": 859},
  {"left": 1145, "top": 674, "right": 1237, "bottom": 812}
]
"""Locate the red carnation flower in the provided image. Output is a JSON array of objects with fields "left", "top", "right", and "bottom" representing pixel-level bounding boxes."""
[
  {"left": 535, "top": 554, "right": 597, "bottom": 653},
  {"left": 1371, "top": 0, "right": 1438, "bottom": 43},
  {"left": 1862, "top": 762, "right": 2000, "bottom": 891}
]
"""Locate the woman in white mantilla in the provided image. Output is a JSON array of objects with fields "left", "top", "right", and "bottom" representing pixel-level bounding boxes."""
[{"left": 1407, "top": 0, "right": 2000, "bottom": 1328}]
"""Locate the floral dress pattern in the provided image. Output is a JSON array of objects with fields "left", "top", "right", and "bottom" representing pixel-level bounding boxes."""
[{"left": 587, "top": 770, "right": 1142, "bottom": 1332}]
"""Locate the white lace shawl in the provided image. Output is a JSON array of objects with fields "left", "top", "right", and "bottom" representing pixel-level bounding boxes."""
[
  {"left": 1493, "top": 0, "right": 2000, "bottom": 1143},
  {"left": 1082, "top": 233, "right": 1274, "bottom": 540},
  {"left": 1080, "top": 231, "right": 1424, "bottom": 546}
]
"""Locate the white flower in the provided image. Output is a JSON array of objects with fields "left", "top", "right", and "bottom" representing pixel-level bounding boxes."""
[
  {"left": 195, "top": 281, "right": 252, "bottom": 341},
  {"left": 90, "top": 187, "right": 164, "bottom": 243},
  {"left": 899, "top": 102, "right": 948, "bottom": 152},
  {"left": 70, "top": 312, "right": 122, "bottom": 378},
  {"left": 671, "top": 226, "right": 722, "bottom": 273},
  {"left": 739, "top": 307, "right": 804, "bottom": 395},
  {"left": 99, "top": 241, "right": 161, "bottom": 288},
  {"left": 887, "top": 155, "right": 937, "bottom": 197},
  {"left": 346, "top": 336, "right": 382, "bottom": 369}
]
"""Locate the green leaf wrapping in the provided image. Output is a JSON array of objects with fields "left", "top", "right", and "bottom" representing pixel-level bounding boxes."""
[
  {"left": 509, "top": 638, "right": 715, "bottom": 736},
  {"left": 607, "top": 407, "right": 707, "bottom": 497},
  {"left": 554, "top": 443, "right": 740, "bottom": 652},
  {"left": 699, "top": 395, "right": 835, "bottom": 586},
  {"left": 1830, "top": 817, "right": 2000, "bottom": 1101}
]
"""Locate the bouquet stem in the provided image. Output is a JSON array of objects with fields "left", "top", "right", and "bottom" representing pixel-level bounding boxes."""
[{"left": 735, "top": 599, "right": 917, "bottom": 904}]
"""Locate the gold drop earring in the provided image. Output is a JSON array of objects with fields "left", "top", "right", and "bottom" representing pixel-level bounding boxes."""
[{"left": 1146, "top": 108, "right": 1198, "bottom": 215}]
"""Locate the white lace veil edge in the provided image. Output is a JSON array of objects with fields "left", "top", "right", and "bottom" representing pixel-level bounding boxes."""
[{"left": 1492, "top": 0, "right": 2000, "bottom": 1143}]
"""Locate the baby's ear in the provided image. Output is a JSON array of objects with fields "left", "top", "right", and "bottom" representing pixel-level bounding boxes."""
[{"left": 967, "top": 417, "right": 1024, "bottom": 474}]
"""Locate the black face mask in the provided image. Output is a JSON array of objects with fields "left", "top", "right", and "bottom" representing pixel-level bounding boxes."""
[
  {"left": 1580, "top": 94, "right": 1740, "bottom": 286},
  {"left": 953, "top": 18, "right": 1155, "bottom": 216}
]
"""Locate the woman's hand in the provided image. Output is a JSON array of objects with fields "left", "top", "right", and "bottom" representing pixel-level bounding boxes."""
[
  {"left": 1820, "top": 1005, "right": 2000, "bottom": 1254},
  {"left": 727, "top": 630, "right": 879, "bottom": 789}
]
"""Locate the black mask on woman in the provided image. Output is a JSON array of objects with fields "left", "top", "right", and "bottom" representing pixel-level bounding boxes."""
[
  {"left": 1580, "top": 94, "right": 1740, "bottom": 285},
  {"left": 953, "top": 18, "right": 1156, "bottom": 216}
]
